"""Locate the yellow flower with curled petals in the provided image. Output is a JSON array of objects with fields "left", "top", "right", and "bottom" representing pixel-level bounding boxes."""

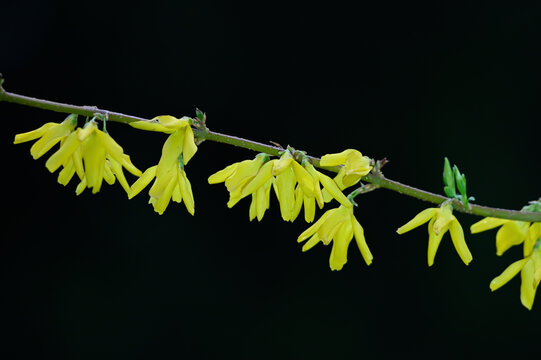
[
  {"left": 471, "top": 217, "right": 533, "bottom": 256},
  {"left": 129, "top": 119, "right": 196, "bottom": 215},
  {"left": 208, "top": 153, "right": 270, "bottom": 208},
  {"left": 14, "top": 114, "right": 78, "bottom": 159},
  {"left": 271, "top": 150, "right": 315, "bottom": 221},
  {"left": 397, "top": 202, "right": 472, "bottom": 266},
  {"left": 489, "top": 237, "right": 541, "bottom": 310},
  {"left": 297, "top": 205, "right": 372, "bottom": 270},
  {"left": 320, "top": 149, "right": 373, "bottom": 188},
  {"left": 45, "top": 121, "right": 142, "bottom": 195},
  {"left": 292, "top": 160, "right": 352, "bottom": 222}
]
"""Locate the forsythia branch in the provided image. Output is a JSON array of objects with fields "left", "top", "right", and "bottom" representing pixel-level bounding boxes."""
[{"left": 1, "top": 76, "right": 539, "bottom": 222}]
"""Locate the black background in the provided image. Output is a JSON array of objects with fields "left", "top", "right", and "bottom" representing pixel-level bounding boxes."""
[{"left": 1, "top": 1, "right": 540, "bottom": 358}]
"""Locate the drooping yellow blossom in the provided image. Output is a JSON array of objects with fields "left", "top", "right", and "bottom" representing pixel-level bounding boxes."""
[
  {"left": 291, "top": 160, "right": 352, "bottom": 222},
  {"left": 13, "top": 114, "right": 78, "bottom": 159},
  {"left": 14, "top": 116, "right": 141, "bottom": 195},
  {"left": 471, "top": 217, "right": 534, "bottom": 256},
  {"left": 297, "top": 205, "right": 373, "bottom": 270},
  {"left": 320, "top": 149, "right": 373, "bottom": 189},
  {"left": 209, "top": 150, "right": 353, "bottom": 222},
  {"left": 208, "top": 153, "right": 270, "bottom": 206},
  {"left": 489, "top": 234, "right": 541, "bottom": 310},
  {"left": 396, "top": 202, "right": 472, "bottom": 266},
  {"left": 44, "top": 121, "right": 142, "bottom": 195},
  {"left": 129, "top": 117, "right": 197, "bottom": 215}
]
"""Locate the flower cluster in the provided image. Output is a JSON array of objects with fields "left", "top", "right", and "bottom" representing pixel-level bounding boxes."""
[
  {"left": 208, "top": 147, "right": 375, "bottom": 270},
  {"left": 471, "top": 217, "right": 541, "bottom": 309},
  {"left": 128, "top": 116, "right": 197, "bottom": 215},
  {"left": 208, "top": 148, "right": 352, "bottom": 223},
  {"left": 14, "top": 115, "right": 142, "bottom": 195}
]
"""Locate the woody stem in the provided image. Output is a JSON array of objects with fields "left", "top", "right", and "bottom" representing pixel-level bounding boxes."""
[{"left": 1, "top": 80, "right": 539, "bottom": 222}]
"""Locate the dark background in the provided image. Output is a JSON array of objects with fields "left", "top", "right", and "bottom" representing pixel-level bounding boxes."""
[{"left": 1, "top": 1, "right": 540, "bottom": 358}]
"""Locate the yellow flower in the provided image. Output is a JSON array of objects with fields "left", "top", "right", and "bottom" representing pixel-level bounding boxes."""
[
  {"left": 320, "top": 149, "right": 373, "bottom": 188},
  {"left": 489, "top": 237, "right": 541, "bottom": 310},
  {"left": 396, "top": 203, "right": 472, "bottom": 266},
  {"left": 297, "top": 205, "right": 373, "bottom": 270},
  {"left": 14, "top": 115, "right": 141, "bottom": 195},
  {"left": 291, "top": 161, "right": 352, "bottom": 222},
  {"left": 129, "top": 117, "right": 197, "bottom": 215},
  {"left": 13, "top": 114, "right": 77, "bottom": 159},
  {"left": 208, "top": 153, "right": 269, "bottom": 206},
  {"left": 471, "top": 217, "right": 533, "bottom": 256},
  {"left": 45, "top": 121, "right": 142, "bottom": 195}
]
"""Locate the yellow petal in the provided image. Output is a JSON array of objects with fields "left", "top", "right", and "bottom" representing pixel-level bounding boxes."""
[
  {"left": 255, "top": 184, "right": 267, "bottom": 221},
  {"left": 81, "top": 132, "right": 106, "bottom": 193},
  {"left": 291, "top": 186, "right": 304, "bottom": 222},
  {"left": 240, "top": 160, "right": 274, "bottom": 198},
  {"left": 275, "top": 167, "right": 296, "bottom": 221},
  {"left": 30, "top": 119, "right": 76, "bottom": 159},
  {"left": 352, "top": 216, "right": 373, "bottom": 266},
  {"left": 470, "top": 217, "right": 509, "bottom": 234},
  {"left": 96, "top": 129, "right": 124, "bottom": 163},
  {"left": 14, "top": 122, "right": 56, "bottom": 144},
  {"left": 103, "top": 161, "right": 116, "bottom": 185},
  {"left": 129, "top": 121, "right": 174, "bottom": 133},
  {"left": 156, "top": 130, "right": 185, "bottom": 180},
  {"left": 77, "top": 121, "right": 97, "bottom": 142},
  {"left": 272, "top": 153, "right": 293, "bottom": 175},
  {"left": 524, "top": 223, "right": 541, "bottom": 257},
  {"left": 119, "top": 154, "right": 142, "bottom": 177},
  {"left": 532, "top": 250, "right": 541, "bottom": 289},
  {"left": 249, "top": 194, "right": 257, "bottom": 221},
  {"left": 520, "top": 259, "right": 536, "bottom": 310},
  {"left": 154, "top": 115, "right": 191, "bottom": 130},
  {"left": 490, "top": 258, "right": 528, "bottom": 291},
  {"left": 449, "top": 219, "right": 472, "bottom": 266},
  {"left": 291, "top": 161, "right": 315, "bottom": 197},
  {"left": 172, "top": 182, "right": 183, "bottom": 203},
  {"left": 302, "top": 233, "right": 321, "bottom": 252},
  {"left": 182, "top": 126, "right": 198, "bottom": 164},
  {"left": 329, "top": 222, "right": 353, "bottom": 271},
  {"left": 225, "top": 156, "right": 264, "bottom": 192},
  {"left": 396, "top": 208, "right": 437, "bottom": 234},
  {"left": 496, "top": 221, "right": 529, "bottom": 256},
  {"left": 109, "top": 157, "right": 131, "bottom": 196},
  {"left": 318, "top": 172, "right": 351, "bottom": 208},
  {"left": 318, "top": 206, "right": 348, "bottom": 245},
  {"left": 72, "top": 145, "right": 85, "bottom": 180},
  {"left": 433, "top": 204, "right": 454, "bottom": 235},
  {"left": 320, "top": 150, "right": 352, "bottom": 167},
  {"left": 129, "top": 165, "right": 157, "bottom": 199},
  {"left": 178, "top": 168, "right": 195, "bottom": 215},
  {"left": 152, "top": 174, "right": 177, "bottom": 215},
  {"left": 208, "top": 163, "right": 239, "bottom": 184},
  {"left": 45, "top": 131, "right": 81, "bottom": 173},
  {"left": 57, "top": 159, "right": 76, "bottom": 186},
  {"left": 298, "top": 209, "right": 336, "bottom": 243},
  {"left": 75, "top": 176, "right": 87, "bottom": 195},
  {"left": 345, "top": 152, "right": 372, "bottom": 179},
  {"left": 427, "top": 218, "right": 446, "bottom": 267},
  {"left": 129, "top": 117, "right": 180, "bottom": 133},
  {"left": 303, "top": 195, "right": 316, "bottom": 223},
  {"left": 303, "top": 163, "right": 324, "bottom": 207}
]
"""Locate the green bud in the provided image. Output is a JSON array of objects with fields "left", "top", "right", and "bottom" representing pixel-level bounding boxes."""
[
  {"left": 195, "top": 108, "right": 205, "bottom": 121},
  {"left": 453, "top": 165, "right": 469, "bottom": 210},
  {"left": 443, "top": 157, "right": 455, "bottom": 189}
]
